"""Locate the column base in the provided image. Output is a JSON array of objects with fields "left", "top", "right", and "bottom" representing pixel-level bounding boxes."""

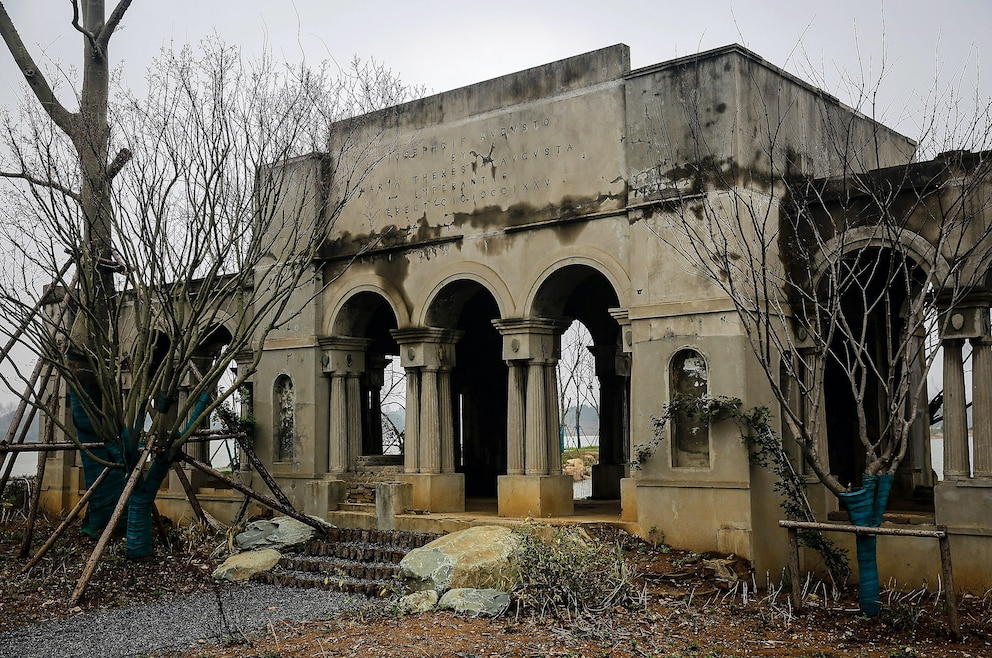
[
  {"left": 498, "top": 475, "right": 574, "bottom": 518},
  {"left": 591, "top": 463, "right": 628, "bottom": 499},
  {"left": 304, "top": 478, "right": 346, "bottom": 515},
  {"left": 396, "top": 473, "right": 465, "bottom": 512}
]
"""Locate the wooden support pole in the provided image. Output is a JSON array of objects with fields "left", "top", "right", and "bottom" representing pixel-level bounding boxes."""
[
  {"left": 180, "top": 454, "right": 335, "bottom": 535},
  {"left": 20, "top": 467, "right": 111, "bottom": 573},
  {"left": 170, "top": 462, "right": 210, "bottom": 528},
  {"left": 233, "top": 435, "right": 293, "bottom": 508},
  {"left": 71, "top": 438, "right": 157, "bottom": 605},
  {"left": 0, "top": 442, "right": 107, "bottom": 454},
  {"left": 938, "top": 534, "right": 961, "bottom": 640},
  {"left": 779, "top": 520, "right": 960, "bottom": 640},
  {"left": 786, "top": 526, "right": 802, "bottom": 612}
]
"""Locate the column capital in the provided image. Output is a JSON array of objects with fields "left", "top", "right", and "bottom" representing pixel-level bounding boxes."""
[
  {"left": 492, "top": 317, "right": 568, "bottom": 361},
  {"left": 390, "top": 327, "right": 463, "bottom": 369},
  {"left": 607, "top": 307, "right": 633, "bottom": 353},
  {"left": 318, "top": 336, "right": 371, "bottom": 374}
]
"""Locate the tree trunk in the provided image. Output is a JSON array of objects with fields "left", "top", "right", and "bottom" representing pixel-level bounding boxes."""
[{"left": 836, "top": 473, "right": 894, "bottom": 616}]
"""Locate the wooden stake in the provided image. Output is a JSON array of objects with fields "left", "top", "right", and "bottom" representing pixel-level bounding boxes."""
[
  {"left": 170, "top": 462, "right": 210, "bottom": 527},
  {"left": 181, "top": 454, "right": 334, "bottom": 535},
  {"left": 70, "top": 437, "right": 156, "bottom": 605},
  {"left": 20, "top": 466, "right": 111, "bottom": 573}
]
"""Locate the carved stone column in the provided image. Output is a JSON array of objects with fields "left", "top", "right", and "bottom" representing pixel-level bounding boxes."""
[
  {"left": 972, "top": 337, "right": 992, "bottom": 478},
  {"left": 492, "top": 317, "right": 572, "bottom": 518},
  {"left": 505, "top": 362, "right": 526, "bottom": 475},
  {"left": 346, "top": 372, "right": 362, "bottom": 471},
  {"left": 545, "top": 359, "right": 562, "bottom": 476},
  {"left": 439, "top": 366, "right": 456, "bottom": 473},
  {"left": 403, "top": 367, "right": 420, "bottom": 474},
  {"left": 391, "top": 327, "right": 465, "bottom": 512},
  {"left": 944, "top": 339, "right": 970, "bottom": 479},
  {"left": 319, "top": 337, "right": 369, "bottom": 475},
  {"left": 419, "top": 366, "right": 441, "bottom": 474},
  {"left": 328, "top": 372, "right": 347, "bottom": 474}
]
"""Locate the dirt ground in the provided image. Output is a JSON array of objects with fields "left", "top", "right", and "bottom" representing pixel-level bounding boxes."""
[{"left": 1, "top": 514, "right": 990, "bottom": 658}]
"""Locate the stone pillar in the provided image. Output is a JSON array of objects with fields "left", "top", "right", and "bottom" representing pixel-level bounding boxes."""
[
  {"left": 492, "top": 317, "right": 573, "bottom": 518},
  {"left": 545, "top": 360, "right": 562, "bottom": 476},
  {"left": 346, "top": 372, "right": 362, "bottom": 470},
  {"left": 972, "top": 338, "right": 992, "bottom": 478},
  {"left": 506, "top": 362, "right": 526, "bottom": 475},
  {"left": 403, "top": 367, "right": 420, "bottom": 474},
  {"left": 439, "top": 366, "right": 456, "bottom": 473},
  {"left": 328, "top": 372, "right": 348, "bottom": 474},
  {"left": 391, "top": 327, "right": 465, "bottom": 512},
  {"left": 319, "top": 337, "right": 370, "bottom": 475},
  {"left": 525, "top": 360, "right": 549, "bottom": 475},
  {"left": 943, "top": 339, "right": 970, "bottom": 479},
  {"left": 419, "top": 366, "right": 441, "bottom": 474}
]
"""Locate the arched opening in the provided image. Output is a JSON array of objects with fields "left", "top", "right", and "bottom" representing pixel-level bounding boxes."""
[
  {"left": 333, "top": 291, "right": 402, "bottom": 463},
  {"left": 822, "top": 248, "right": 934, "bottom": 509},
  {"left": 532, "top": 264, "right": 625, "bottom": 500},
  {"left": 426, "top": 280, "right": 506, "bottom": 498}
]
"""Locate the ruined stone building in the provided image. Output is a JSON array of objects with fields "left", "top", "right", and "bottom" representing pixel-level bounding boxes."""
[{"left": 40, "top": 44, "right": 992, "bottom": 589}]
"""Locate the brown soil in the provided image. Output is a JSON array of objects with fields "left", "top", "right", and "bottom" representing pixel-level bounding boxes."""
[{"left": 2, "top": 517, "right": 990, "bottom": 657}]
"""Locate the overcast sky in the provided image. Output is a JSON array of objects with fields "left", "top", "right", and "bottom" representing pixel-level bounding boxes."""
[
  {"left": 2, "top": 0, "right": 991, "bottom": 142},
  {"left": 0, "top": 1, "right": 988, "bottom": 404}
]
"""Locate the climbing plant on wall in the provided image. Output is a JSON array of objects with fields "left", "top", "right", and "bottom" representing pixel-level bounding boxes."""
[{"left": 633, "top": 394, "right": 850, "bottom": 594}]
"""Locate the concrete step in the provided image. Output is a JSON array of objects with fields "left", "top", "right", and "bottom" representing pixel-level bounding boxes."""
[
  {"left": 337, "top": 502, "right": 375, "bottom": 512},
  {"left": 253, "top": 527, "right": 441, "bottom": 595}
]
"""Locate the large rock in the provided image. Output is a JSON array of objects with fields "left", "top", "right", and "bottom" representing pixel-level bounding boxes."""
[
  {"left": 399, "top": 525, "right": 520, "bottom": 593},
  {"left": 438, "top": 588, "right": 510, "bottom": 616},
  {"left": 234, "top": 516, "right": 316, "bottom": 551},
  {"left": 212, "top": 548, "right": 281, "bottom": 582}
]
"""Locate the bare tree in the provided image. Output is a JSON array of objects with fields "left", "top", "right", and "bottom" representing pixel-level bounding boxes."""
[
  {"left": 634, "top": 48, "right": 992, "bottom": 613},
  {"left": 0, "top": 1, "right": 412, "bottom": 565},
  {"left": 557, "top": 321, "right": 599, "bottom": 451}
]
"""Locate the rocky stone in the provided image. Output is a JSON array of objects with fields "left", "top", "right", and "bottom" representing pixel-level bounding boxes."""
[
  {"left": 212, "top": 548, "right": 281, "bottom": 582},
  {"left": 438, "top": 588, "right": 510, "bottom": 616},
  {"left": 399, "top": 589, "right": 439, "bottom": 614},
  {"left": 234, "top": 516, "right": 316, "bottom": 551},
  {"left": 398, "top": 525, "right": 520, "bottom": 593}
]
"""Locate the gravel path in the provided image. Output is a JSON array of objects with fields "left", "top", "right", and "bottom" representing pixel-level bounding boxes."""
[{"left": 0, "top": 584, "right": 376, "bottom": 658}]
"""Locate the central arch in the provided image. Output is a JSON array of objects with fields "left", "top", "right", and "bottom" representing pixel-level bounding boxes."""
[{"left": 425, "top": 280, "right": 507, "bottom": 497}]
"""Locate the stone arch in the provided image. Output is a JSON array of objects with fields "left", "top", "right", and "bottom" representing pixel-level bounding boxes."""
[
  {"left": 416, "top": 263, "right": 512, "bottom": 327},
  {"left": 812, "top": 226, "right": 951, "bottom": 289},
  {"left": 526, "top": 257, "right": 629, "bottom": 499},
  {"left": 325, "top": 278, "right": 410, "bottom": 337},
  {"left": 524, "top": 250, "right": 631, "bottom": 320}
]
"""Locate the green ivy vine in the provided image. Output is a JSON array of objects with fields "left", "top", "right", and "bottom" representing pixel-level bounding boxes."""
[{"left": 633, "top": 394, "right": 850, "bottom": 592}]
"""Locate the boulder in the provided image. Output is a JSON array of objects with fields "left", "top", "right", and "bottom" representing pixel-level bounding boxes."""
[
  {"left": 399, "top": 589, "right": 439, "bottom": 614},
  {"left": 212, "top": 548, "right": 281, "bottom": 582},
  {"left": 234, "top": 516, "right": 316, "bottom": 551},
  {"left": 399, "top": 525, "right": 520, "bottom": 593},
  {"left": 438, "top": 588, "right": 510, "bottom": 616}
]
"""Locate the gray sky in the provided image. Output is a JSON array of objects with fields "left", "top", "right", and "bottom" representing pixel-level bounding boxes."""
[
  {"left": 2, "top": 0, "right": 991, "bottom": 142},
  {"left": 0, "top": 0, "right": 989, "bottom": 403}
]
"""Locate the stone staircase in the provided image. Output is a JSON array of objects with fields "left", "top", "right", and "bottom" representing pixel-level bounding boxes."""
[{"left": 254, "top": 527, "right": 440, "bottom": 596}]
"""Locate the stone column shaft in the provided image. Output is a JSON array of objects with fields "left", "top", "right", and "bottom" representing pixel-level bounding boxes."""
[
  {"left": 545, "top": 361, "right": 561, "bottom": 475},
  {"left": 346, "top": 373, "right": 362, "bottom": 470},
  {"left": 329, "top": 373, "right": 347, "bottom": 473},
  {"left": 506, "top": 362, "right": 526, "bottom": 475},
  {"left": 943, "top": 339, "right": 970, "bottom": 479},
  {"left": 525, "top": 360, "right": 549, "bottom": 475},
  {"left": 972, "top": 338, "right": 992, "bottom": 478},
  {"left": 439, "top": 367, "right": 455, "bottom": 473},
  {"left": 419, "top": 366, "right": 440, "bottom": 474},
  {"left": 404, "top": 368, "right": 420, "bottom": 473}
]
